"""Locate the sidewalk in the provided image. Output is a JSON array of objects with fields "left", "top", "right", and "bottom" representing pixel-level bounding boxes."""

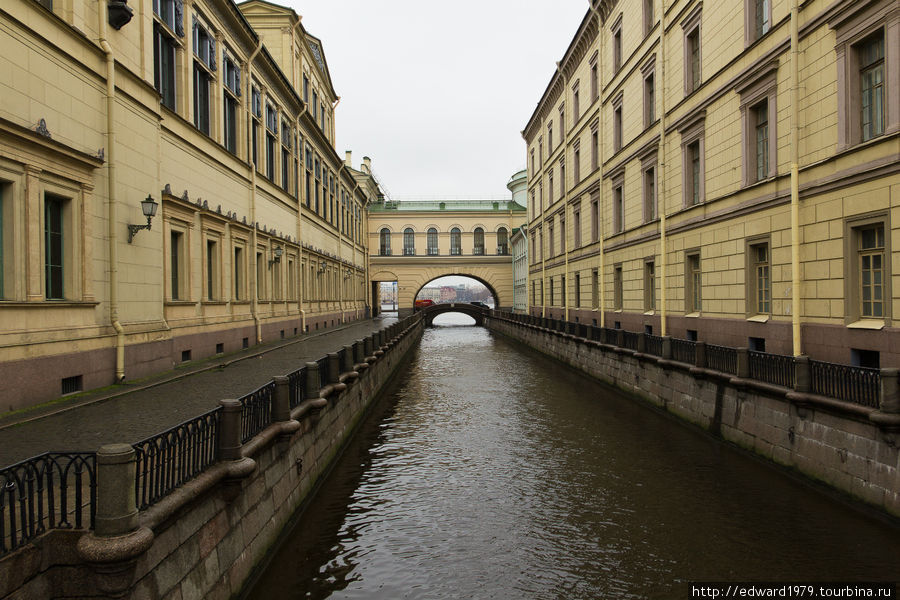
[{"left": 0, "top": 314, "right": 399, "bottom": 468}]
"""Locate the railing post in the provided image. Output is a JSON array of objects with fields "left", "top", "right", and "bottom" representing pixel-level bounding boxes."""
[
  {"left": 737, "top": 347, "right": 750, "bottom": 378},
  {"left": 879, "top": 368, "right": 899, "bottom": 413},
  {"left": 353, "top": 340, "right": 364, "bottom": 364},
  {"left": 218, "top": 399, "right": 243, "bottom": 461},
  {"left": 272, "top": 376, "right": 291, "bottom": 423},
  {"left": 364, "top": 336, "right": 373, "bottom": 357},
  {"left": 342, "top": 345, "right": 355, "bottom": 372},
  {"left": 793, "top": 355, "right": 810, "bottom": 393},
  {"left": 662, "top": 336, "right": 672, "bottom": 360},
  {"left": 585, "top": 326, "right": 593, "bottom": 341},
  {"left": 304, "top": 362, "right": 320, "bottom": 398},
  {"left": 94, "top": 444, "right": 139, "bottom": 537},
  {"left": 695, "top": 341, "right": 707, "bottom": 368},
  {"left": 637, "top": 333, "right": 647, "bottom": 353},
  {"left": 327, "top": 353, "right": 341, "bottom": 384},
  {"left": 616, "top": 329, "right": 624, "bottom": 348}
]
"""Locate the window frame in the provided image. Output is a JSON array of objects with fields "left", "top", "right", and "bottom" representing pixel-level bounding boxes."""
[
  {"left": 745, "top": 236, "right": 772, "bottom": 317},
  {"left": 642, "top": 56, "right": 657, "bottom": 128},
  {"left": 641, "top": 151, "right": 658, "bottom": 223},
  {"left": 682, "top": 5, "right": 703, "bottom": 96},
  {"left": 450, "top": 227, "right": 462, "bottom": 256},
  {"left": 745, "top": 0, "right": 772, "bottom": 46},
  {"left": 844, "top": 212, "right": 892, "bottom": 325},
  {"left": 644, "top": 259, "right": 656, "bottom": 312},
  {"left": 830, "top": 3, "right": 898, "bottom": 150},
  {"left": 403, "top": 227, "right": 415, "bottom": 256},
  {"left": 612, "top": 174, "right": 625, "bottom": 234},
  {"left": 191, "top": 15, "right": 216, "bottom": 137},
  {"left": 612, "top": 91, "right": 624, "bottom": 153},
  {"left": 613, "top": 264, "right": 623, "bottom": 311},
  {"left": 679, "top": 113, "right": 706, "bottom": 207},
  {"left": 737, "top": 62, "right": 778, "bottom": 186},
  {"left": 685, "top": 250, "right": 702, "bottom": 314},
  {"left": 427, "top": 227, "right": 438, "bottom": 255},
  {"left": 611, "top": 13, "right": 623, "bottom": 73}
]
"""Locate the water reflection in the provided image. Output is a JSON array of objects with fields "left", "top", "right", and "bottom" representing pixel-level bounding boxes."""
[{"left": 246, "top": 320, "right": 900, "bottom": 600}]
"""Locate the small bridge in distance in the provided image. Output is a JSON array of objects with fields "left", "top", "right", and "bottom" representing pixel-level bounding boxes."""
[{"left": 418, "top": 303, "right": 488, "bottom": 327}]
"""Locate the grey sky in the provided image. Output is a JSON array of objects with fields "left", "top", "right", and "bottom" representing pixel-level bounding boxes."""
[{"left": 282, "top": 1, "right": 588, "bottom": 199}]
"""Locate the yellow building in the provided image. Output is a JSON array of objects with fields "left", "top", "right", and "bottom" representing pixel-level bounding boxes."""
[
  {"left": 0, "top": 0, "right": 378, "bottom": 410},
  {"left": 524, "top": 0, "right": 899, "bottom": 366},
  {"left": 368, "top": 195, "right": 526, "bottom": 314}
]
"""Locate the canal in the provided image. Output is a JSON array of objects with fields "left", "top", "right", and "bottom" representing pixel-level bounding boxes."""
[{"left": 245, "top": 315, "right": 900, "bottom": 599}]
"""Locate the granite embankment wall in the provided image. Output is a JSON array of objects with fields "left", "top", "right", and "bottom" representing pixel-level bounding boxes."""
[
  {"left": 487, "top": 315, "right": 900, "bottom": 517},
  {"left": 1, "top": 316, "right": 423, "bottom": 600}
]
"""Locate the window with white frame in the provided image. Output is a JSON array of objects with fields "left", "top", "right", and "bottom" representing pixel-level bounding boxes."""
[
  {"left": 192, "top": 16, "right": 215, "bottom": 136},
  {"left": 153, "top": 0, "right": 182, "bottom": 110},
  {"left": 223, "top": 51, "right": 240, "bottom": 155}
]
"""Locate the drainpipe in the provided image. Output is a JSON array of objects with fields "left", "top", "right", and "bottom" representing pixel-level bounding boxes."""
[
  {"left": 588, "top": 1, "right": 606, "bottom": 327},
  {"left": 657, "top": 0, "right": 668, "bottom": 337},
  {"left": 555, "top": 61, "right": 571, "bottom": 322},
  {"left": 295, "top": 106, "right": 307, "bottom": 331},
  {"left": 790, "top": 0, "right": 801, "bottom": 355},
  {"left": 99, "top": 5, "right": 125, "bottom": 381},
  {"left": 246, "top": 41, "right": 262, "bottom": 343}
]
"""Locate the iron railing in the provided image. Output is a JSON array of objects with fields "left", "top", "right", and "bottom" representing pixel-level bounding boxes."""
[
  {"left": 645, "top": 334, "right": 664, "bottom": 357},
  {"left": 671, "top": 338, "right": 696, "bottom": 365},
  {"left": 810, "top": 360, "right": 880, "bottom": 408},
  {"left": 317, "top": 356, "right": 330, "bottom": 389},
  {"left": 239, "top": 381, "right": 275, "bottom": 444},
  {"left": 749, "top": 351, "right": 794, "bottom": 388},
  {"left": 0, "top": 452, "right": 96, "bottom": 557},
  {"left": 133, "top": 407, "right": 220, "bottom": 510},
  {"left": 604, "top": 328, "right": 618, "bottom": 346},
  {"left": 707, "top": 344, "right": 738, "bottom": 375},
  {"left": 287, "top": 366, "right": 306, "bottom": 409},
  {"left": 622, "top": 331, "right": 640, "bottom": 351}
]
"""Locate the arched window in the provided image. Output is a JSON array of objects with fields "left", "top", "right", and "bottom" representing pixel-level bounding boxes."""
[
  {"left": 427, "top": 228, "right": 438, "bottom": 255},
  {"left": 450, "top": 227, "right": 461, "bottom": 255},
  {"left": 473, "top": 228, "right": 485, "bottom": 255},
  {"left": 497, "top": 227, "right": 509, "bottom": 255},
  {"left": 379, "top": 228, "right": 391, "bottom": 255},
  {"left": 403, "top": 228, "right": 415, "bottom": 255}
]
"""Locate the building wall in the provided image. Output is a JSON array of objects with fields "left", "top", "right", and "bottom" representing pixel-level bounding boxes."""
[
  {"left": 0, "top": 0, "right": 377, "bottom": 410},
  {"left": 523, "top": 0, "right": 900, "bottom": 366}
]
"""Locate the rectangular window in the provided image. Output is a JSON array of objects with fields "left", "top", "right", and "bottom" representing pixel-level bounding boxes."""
[
  {"left": 591, "top": 198, "right": 599, "bottom": 242},
  {"left": 613, "top": 184, "right": 624, "bottom": 233},
  {"left": 613, "top": 26, "right": 622, "bottom": 72},
  {"left": 613, "top": 105, "right": 623, "bottom": 152},
  {"left": 572, "top": 82, "right": 580, "bottom": 122},
  {"left": 686, "top": 253, "right": 701, "bottom": 313},
  {"left": 153, "top": 0, "right": 179, "bottom": 110},
  {"left": 281, "top": 121, "right": 291, "bottom": 191},
  {"left": 559, "top": 214, "right": 566, "bottom": 253},
  {"left": 234, "top": 246, "right": 243, "bottom": 300},
  {"left": 44, "top": 195, "right": 64, "bottom": 299},
  {"left": 575, "top": 273, "right": 581, "bottom": 308},
  {"left": 206, "top": 238, "right": 218, "bottom": 300},
  {"left": 686, "top": 140, "right": 702, "bottom": 205},
  {"left": 192, "top": 19, "right": 214, "bottom": 135},
  {"left": 686, "top": 27, "right": 701, "bottom": 94},
  {"left": 754, "top": 103, "right": 769, "bottom": 182},
  {"left": 549, "top": 223, "right": 555, "bottom": 257},
  {"left": 548, "top": 170, "right": 554, "bottom": 204},
  {"left": 560, "top": 162, "right": 566, "bottom": 197},
  {"left": 170, "top": 230, "right": 184, "bottom": 300},
  {"left": 561, "top": 275, "right": 566, "bottom": 306},
  {"left": 223, "top": 84, "right": 238, "bottom": 155},
  {"left": 550, "top": 276, "right": 555, "bottom": 306},
  {"left": 644, "top": 73, "right": 655, "bottom": 127},
  {"left": 256, "top": 251, "right": 265, "bottom": 300},
  {"left": 265, "top": 104, "right": 277, "bottom": 181},
  {"left": 592, "top": 269, "right": 599, "bottom": 309},
  {"left": 251, "top": 87, "right": 261, "bottom": 170},
  {"left": 751, "top": 0, "right": 770, "bottom": 42},
  {"left": 548, "top": 122, "right": 553, "bottom": 151},
  {"left": 573, "top": 146, "right": 580, "bottom": 183},
  {"left": 591, "top": 62, "right": 599, "bottom": 102},
  {"left": 644, "top": 260, "right": 656, "bottom": 311},
  {"left": 573, "top": 208, "right": 581, "bottom": 248},
  {"left": 614, "top": 265, "right": 623, "bottom": 310},
  {"left": 859, "top": 225, "right": 885, "bottom": 318},
  {"left": 748, "top": 242, "right": 770, "bottom": 314},
  {"left": 644, "top": 0, "right": 654, "bottom": 36},
  {"left": 303, "top": 74, "right": 309, "bottom": 104},
  {"left": 860, "top": 34, "right": 884, "bottom": 143},
  {"left": 643, "top": 166, "right": 656, "bottom": 222},
  {"left": 591, "top": 130, "right": 599, "bottom": 170}
]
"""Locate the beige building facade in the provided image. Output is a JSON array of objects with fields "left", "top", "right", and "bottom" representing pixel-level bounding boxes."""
[
  {"left": 524, "top": 0, "right": 899, "bottom": 366},
  {"left": 0, "top": 0, "right": 378, "bottom": 410},
  {"left": 368, "top": 197, "right": 526, "bottom": 315}
]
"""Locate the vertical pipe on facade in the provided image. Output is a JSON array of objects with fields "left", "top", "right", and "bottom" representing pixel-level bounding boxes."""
[
  {"left": 246, "top": 42, "right": 263, "bottom": 343},
  {"left": 556, "top": 62, "right": 571, "bottom": 322},
  {"left": 293, "top": 17, "right": 307, "bottom": 332},
  {"left": 790, "top": 0, "right": 802, "bottom": 355},
  {"left": 657, "top": 0, "right": 668, "bottom": 337},
  {"left": 99, "top": 5, "right": 125, "bottom": 381}
]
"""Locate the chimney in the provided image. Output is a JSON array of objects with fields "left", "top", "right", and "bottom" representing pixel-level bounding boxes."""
[
  {"left": 345, "top": 150, "right": 352, "bottom": 166},
  {"left": 363, "top": 156, "right": 371, "bottom": 174}
]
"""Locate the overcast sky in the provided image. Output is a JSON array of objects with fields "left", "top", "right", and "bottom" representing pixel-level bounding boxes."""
[{"left": 282, "top": 1, "right": 588, "bottom": 200}]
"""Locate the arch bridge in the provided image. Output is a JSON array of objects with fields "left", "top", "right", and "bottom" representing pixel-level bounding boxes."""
[
  {"left": 368, "top": 198, "right": 526, "bottom": 316},
  {"left": 418, "top": 303, "right": 488, "bottom": 326}
]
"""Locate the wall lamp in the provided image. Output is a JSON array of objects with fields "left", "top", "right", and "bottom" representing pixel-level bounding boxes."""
[
  {"left": 269, "top": 246, "right": 283, "bottom": 266},
  {"left": 127, "top": 194, "right": 158, "bottom": 243},
  {"left": 344, "top": 268, "right": 353, "bottom": 279},
  {"left": 317, "top": 260, "right": 327, "bottom": 273}
]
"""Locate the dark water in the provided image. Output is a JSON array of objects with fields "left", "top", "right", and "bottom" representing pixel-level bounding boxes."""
[{"left": 246, "top": 316, "right": 900, "bottom": 599}]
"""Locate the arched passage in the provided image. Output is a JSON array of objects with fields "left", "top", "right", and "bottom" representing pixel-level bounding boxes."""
[{"left": 413, "top": 274, "right": 500, "bottom": 309}]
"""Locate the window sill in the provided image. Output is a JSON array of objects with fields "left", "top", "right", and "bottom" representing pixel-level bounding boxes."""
[
  {"left": 165, "top": 300, "right": 196, "bottom": 306},
  {"left": 747, "top": 314, "right": 770, "bottom": 323},
  {"left": 0, "top": 300, "right": 100, "bottom": 308},
  {"left": 847, "top": 319, "right": 885, "bottom": 330},
  {"left": 685, "top": 311, "right": 701, "bottom": 318},
  {"left": 201, "top": 300, "right": 229, "bottom": 306},
  {"left": 643, "top": 310, "right": 655, "bottom": 316}
]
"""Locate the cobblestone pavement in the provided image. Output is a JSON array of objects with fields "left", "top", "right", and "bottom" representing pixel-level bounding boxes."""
[{"left": 0, "top": 315, "right": 399, "bottom": 467}]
